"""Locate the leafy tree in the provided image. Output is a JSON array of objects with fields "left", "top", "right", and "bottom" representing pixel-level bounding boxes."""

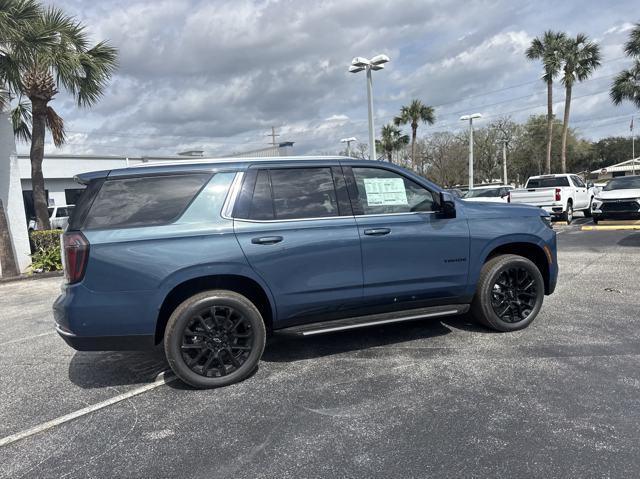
[
  {"left": 0, "top": 0, "right": 118, "bottom": 229},
  {"left": 610, "top": 22, "right": 640, "bottom": 110},
  {"left": 376, "top": 124, "right": 409, "bottom": 163},
  {"left": 559, "top": 33, "right": 601, "bottom": 173},
  {"left": 393, "top": 99, "right": 435, "bottom": 168},
  {"left": 526, "top": 31, "right": 566, "bottom": 174}
]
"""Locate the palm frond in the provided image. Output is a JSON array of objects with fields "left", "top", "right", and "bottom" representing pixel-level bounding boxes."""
[
  {"left": 10, "top": 99, "right": 32, "bottom": 143},
  {"left": 45, "top": 105, "right": 65, "bottom": 147},
  {"left": 624, "top": 23, "right": 640, "bottom": 58},
  {"left": 609, "top": 63, "right": 640, "bottom": 108}
]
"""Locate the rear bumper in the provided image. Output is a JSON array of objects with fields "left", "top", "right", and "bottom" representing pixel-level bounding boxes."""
[
  {"left": 56, "top": 326, "right": 154, "bottom": 351},
  {"left": 53, "top": 283, "right": 158, "bottom": 351}
]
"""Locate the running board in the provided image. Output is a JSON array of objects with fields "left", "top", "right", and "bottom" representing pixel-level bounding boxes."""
[{"left": 277, "top": 304, "right": 469, "bottom": 337}]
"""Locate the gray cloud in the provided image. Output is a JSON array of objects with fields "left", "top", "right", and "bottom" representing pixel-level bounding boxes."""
[{"left": 27, "top": 0, "right": 640, "bottom": 157}]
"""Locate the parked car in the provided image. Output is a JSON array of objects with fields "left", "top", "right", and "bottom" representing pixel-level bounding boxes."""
[
  {"left": 463, "top": 185, "right": 514, "bottom": 203},
  {"left": 591, "top": 175, "right": 640, "bottom": 223},
  {"left": 28, "top": 205, "right": 75, "bottom": 231},
  {"left": 509, "top": 174, "right": 595, "bottom": 224},
  {"left": 54, "top": 157, "right": 558, "bottom": 389},
  {"left": 445, "top": 188, "right": 464, "bottom": 198}
]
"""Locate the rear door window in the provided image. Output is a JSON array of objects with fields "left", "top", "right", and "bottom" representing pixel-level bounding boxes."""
[
  {"left": 83, "top": 174, "right": 210, "bottom": 229},
  {"left": 269, "top": 168, "right": 339, "bottom": 220}
]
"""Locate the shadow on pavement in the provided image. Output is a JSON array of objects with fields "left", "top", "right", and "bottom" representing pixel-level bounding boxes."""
[
  {"left": 68, "top": 346, "right": 168, "bottom": 389},
  {"left": 262, "top": 313, "right": 489, "bottom": 363},
  {"left": 617, "top": 233, "right": 640, "bottom": 247}
]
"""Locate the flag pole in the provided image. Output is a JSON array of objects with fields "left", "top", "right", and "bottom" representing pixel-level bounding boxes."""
[{"left": 632, "top": 115, "right": 636, "bottom": 175}]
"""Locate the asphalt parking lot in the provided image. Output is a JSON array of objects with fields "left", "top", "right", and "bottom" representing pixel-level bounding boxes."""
[{"left": 1, "top": 222, "right": 640, "bottom": 478}]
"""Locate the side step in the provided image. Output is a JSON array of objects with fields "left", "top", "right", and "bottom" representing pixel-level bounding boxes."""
[{"left": 277, "top": 304, "right": 470, "bottom": 337}]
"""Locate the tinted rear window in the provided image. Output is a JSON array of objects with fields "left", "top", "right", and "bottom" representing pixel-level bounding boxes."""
[
  {"left": 83, "top": 174, "right": 210, "bottom": 229},
  {"left": 68, "top": 179, "right": 104, "bottom": 231},
  {"left": 270, "top": 168, "right": 339, "bottom": 220},
  {"left": 526, "top": 177, "right": 570, "bottom": 188}
]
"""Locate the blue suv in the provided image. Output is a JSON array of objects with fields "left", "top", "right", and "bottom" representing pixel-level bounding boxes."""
[{"left": 54, "top": 157, "right": 557, "bottom": 388}]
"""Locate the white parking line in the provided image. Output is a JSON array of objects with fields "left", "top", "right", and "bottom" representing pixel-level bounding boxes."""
[
  {"left": 0, "top": 371, "right": 176, "bottom": 448},
  {"left": 0, "top": 331, "right": 56, "bottom": 346}
]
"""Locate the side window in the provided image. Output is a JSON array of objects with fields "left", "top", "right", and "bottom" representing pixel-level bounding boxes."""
[
  {"left": 56, "top": 208, "right": 69, "bottom": 217},
  {"left": 269, "top": 168, "right": 339, "bottom": 220},
  {"left": 351, "top": 167, "right": 435, "bottom": 215},
  {"left": 84, "top": 174, "right": 210, "bottom": 229},
  {"left": 248, "top": 169, "right": 275, "bottom": 220},
  {"left": 572, "top": 176, "right": 585, "bottom": 188}
]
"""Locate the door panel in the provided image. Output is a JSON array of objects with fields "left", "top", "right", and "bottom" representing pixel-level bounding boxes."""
[
  {"left": 355, "top": 213, "right": 470, "bottom": 306},
  {"left": 344, "top": 164, "right": 470, "bottom": 310},
  {"left": 234, "top": 218, "right": 363, "bottom": 326}
]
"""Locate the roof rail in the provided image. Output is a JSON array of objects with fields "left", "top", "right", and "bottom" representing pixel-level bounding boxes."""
[{"left": 129, "top": 155, "right": 350, "bottom": 168}]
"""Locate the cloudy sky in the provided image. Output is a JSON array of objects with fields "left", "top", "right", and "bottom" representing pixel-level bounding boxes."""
[{"left": 25, "top": 0, "right": 640, "bottom": 157}]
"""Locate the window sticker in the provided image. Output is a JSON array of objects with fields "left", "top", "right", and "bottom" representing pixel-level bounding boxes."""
[{"left": 363, "top": 178, "right": 408, "bottom": 206}]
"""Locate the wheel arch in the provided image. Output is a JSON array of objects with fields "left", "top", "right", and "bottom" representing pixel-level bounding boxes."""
[
  {"left": 484, "top": 241, "right": 551, "bottom": 294},
  {"left": 154, "top": 273, "right": 276, "bottom": 345}
]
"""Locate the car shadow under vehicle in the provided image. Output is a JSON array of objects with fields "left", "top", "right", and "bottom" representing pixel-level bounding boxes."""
[
  {"left": 262, "top": 313, "right": 490, "bottom": 363},
  {"left": 67, "top": 314, "right": 489, "bottom": 389},
  {"left": 68, "top": 346, "right": 168, "bottom": 389}
]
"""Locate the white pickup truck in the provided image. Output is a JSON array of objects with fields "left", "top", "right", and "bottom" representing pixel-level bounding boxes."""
[{"left": 509, "top": 174, "right": 596, "bottom": 224}]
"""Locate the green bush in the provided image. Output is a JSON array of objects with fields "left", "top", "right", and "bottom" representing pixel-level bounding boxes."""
[{"left": 30, "top": 229, "right": 63, "bottom": 272}]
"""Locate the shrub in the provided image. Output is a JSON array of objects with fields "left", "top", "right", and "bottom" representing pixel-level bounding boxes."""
[{"left": 30, "top": 229, "right": 63, "bottom": 272}]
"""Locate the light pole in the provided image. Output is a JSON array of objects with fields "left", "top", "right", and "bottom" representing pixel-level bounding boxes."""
[
  {"left": 349, "top": 54, "right": 390, "bottom": 161},
  {"left": 460, "top": 113, "right": 482, "bottom": 189},
  {"left": 500, "top": 138, "right": 508, "bottom": 185},
  {"left": 340, "top": 137, "right": 357, "bottom": 157}
]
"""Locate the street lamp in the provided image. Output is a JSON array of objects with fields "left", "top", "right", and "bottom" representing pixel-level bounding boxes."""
[
  {"left": 460, "top": 113, "right": 482, "bottom": 189},
  {"left": 340, "top": 137, "right": 357, "bottom": 157},
  {"left": 500, "top": 138, "right": 509, "bottom": 185},
  {"left": 349, "top": 54, "right": 390, "bottom": 160}
]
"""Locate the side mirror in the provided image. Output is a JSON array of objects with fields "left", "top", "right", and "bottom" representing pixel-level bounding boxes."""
[
  {"left": 587, "top": 182, "right": 594, "bottom": 188},
  {"left": 438, "top": 191, "right": 456, "bottom": 218}
]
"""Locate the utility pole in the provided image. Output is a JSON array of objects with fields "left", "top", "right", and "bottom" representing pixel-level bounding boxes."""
[
  {"left": 632, "top": 116, "right": 636, "bottom": 175},
  {"left": 266, "top": 126, "right": 280, "bottom": 146},
  {"left": 460, "top": 114, "right": 482, "bottom": 189},
  {"left": 501, "top": 138, "right": 508, "bottom": 185}
]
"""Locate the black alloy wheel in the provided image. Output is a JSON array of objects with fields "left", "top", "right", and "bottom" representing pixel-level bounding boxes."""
[
  {"left": 181, "top": 305, "right": 254, "bottom": 378},
  {"left": 164, "top": 290, "right": 266, "bottom": 389},
  {"left": 490, "top": 267, "right": 538, "bottom": 323}
]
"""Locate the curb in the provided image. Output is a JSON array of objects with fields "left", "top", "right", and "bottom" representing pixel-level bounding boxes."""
[
  {"left": 581, "top": 225, "right": 640, "bottom": 231},
  {"left": 0, "top": 270, "right": 64, "bottom": 284}
]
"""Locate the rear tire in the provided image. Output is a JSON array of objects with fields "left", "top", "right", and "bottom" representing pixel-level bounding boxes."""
[
  {"left": 164, "top": 290, "right": 266, "bottom": 389},
  {"left": 471, "top": 254, "right": 545, "bottom": 332},
  {"left": 564, "top": 203, "right": 573, "bottom": 224}
]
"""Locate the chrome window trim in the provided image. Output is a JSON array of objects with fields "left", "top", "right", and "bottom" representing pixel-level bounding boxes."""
[
  {"left": 232, "top": 210, "right": 436, "bottom": 224},
  {"left": 221, "top": 171, "right": 244, "bottom": 220}
]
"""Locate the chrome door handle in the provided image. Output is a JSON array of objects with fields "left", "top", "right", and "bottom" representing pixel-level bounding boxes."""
[
  {"left": 363, "top": 228, "right": 391, "bottom": 236},
  {"left": 251, "top": 236, "right": 283, "bottom": 245}
]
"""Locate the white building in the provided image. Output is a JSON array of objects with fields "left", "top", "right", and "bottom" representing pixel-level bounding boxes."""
[{"left": 591, "top": 158, "right": 640, "bottom": 182}]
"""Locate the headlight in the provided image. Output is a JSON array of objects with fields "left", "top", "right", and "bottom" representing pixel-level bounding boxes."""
[{"left": 541, "top": 215, "right": 553, "bottom": 229}]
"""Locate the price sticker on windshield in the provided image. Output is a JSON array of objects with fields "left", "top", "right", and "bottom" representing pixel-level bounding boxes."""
[{"left": 363, "top": 178, "right": 408, "bottom": 206}]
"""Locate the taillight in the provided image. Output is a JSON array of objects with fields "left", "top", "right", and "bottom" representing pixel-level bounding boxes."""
[
  {"left": 555, "top": 188, "right": 561, "bottom": 201},
  {"left": 62, "top": 232, "right": 89, "bottom": 284}
]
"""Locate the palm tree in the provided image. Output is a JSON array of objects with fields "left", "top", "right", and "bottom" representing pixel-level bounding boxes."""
[
  {"left": 393, "top": 99, "right": 435, "bottom": 168},
  {"left": 610, "top": 23, "right": 640, "bottom": 110},
  {"left": 0, "top": 1, "right": 118, "bottom": 230},
  {"left": 526, "top": 31, "right": 566, "bottom": 174},
  {"left": 559, "top": 34, "right": 601, "bottom": 173},
  {"left": 376, "top": 124, "right": 409, "bottom": 163}
]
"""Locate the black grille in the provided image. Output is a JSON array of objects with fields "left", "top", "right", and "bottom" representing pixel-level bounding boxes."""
[{"left": 601, "top": 200, "right": 640, "bottom": 213}]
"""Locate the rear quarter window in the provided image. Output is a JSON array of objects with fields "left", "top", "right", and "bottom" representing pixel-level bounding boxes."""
[{"left": 83, "top": 174, "right": 210, "bottom": 230}]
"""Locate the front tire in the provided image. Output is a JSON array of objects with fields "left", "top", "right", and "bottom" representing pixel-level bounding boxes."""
[
  {"left": 164, "top": 290, "right": 266, "bottom": 389},
  {"left": 471, "top": 254, "right": 545, "bottom": 332}
]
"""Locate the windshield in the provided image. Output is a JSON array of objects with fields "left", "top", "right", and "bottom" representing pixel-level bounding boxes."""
[
  {"left": 603, "top": 176, "right": 640, "bottom": 191},
  {"left": 526, "top": 177, "right": 570, "bottom": 188},
  {"left": 464, "top": 188, "right": 503, "bottom": 198}
]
